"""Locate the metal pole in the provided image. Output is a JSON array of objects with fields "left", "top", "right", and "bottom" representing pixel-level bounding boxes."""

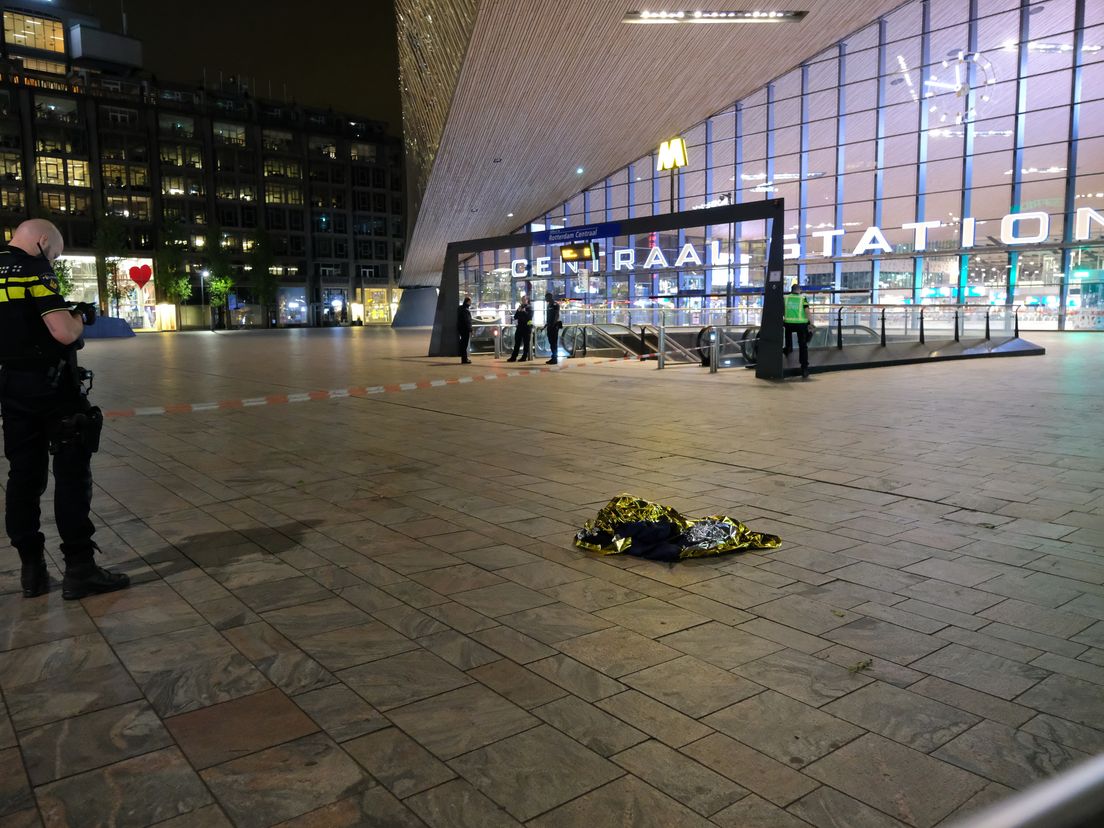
[
  {"left": 837, "top": 307, "right": 843, "bottom": 349},
  {"left": 1015, "top": 308, "right": 1020, "bottom": 338},
  {"left": 658, "top": 324, "right": 666, "bottom": 370},
  {"left": 755, "top": 198, "right": 787, "bottom": 380},
  {"left": 944, "top": 752, "right": 1104, "bottom": 828},
  {"left": 985, "top": 310, "right": 990, "bottom": 340},
  {"left": 709, "top": 329, "right": 719, "bottom": 374},
  {"left": 880, "top": 308, "right": 886, "bottom": 347},
  {"left": 495, "top": 326, "right": 502, "bottom": 359},
  {"left": 954, "top": 309, "right": 960, "bottom": 342},
  {"left": 920, "top": 307, "right": 925, "bottom": 344}
]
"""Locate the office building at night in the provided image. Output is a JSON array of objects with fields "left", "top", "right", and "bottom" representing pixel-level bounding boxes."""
[{"left": 0, "top": 3, "right": 404, "bottom": 328}]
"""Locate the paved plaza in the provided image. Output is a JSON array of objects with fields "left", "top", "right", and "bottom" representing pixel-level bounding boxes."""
[{"left": 1, "top": 327, "right": 1102, "bottom": 827}]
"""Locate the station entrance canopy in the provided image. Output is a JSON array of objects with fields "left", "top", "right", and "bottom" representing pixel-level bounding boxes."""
[{"left": 429, "top": 200, "right": 789, "bottom": 379}]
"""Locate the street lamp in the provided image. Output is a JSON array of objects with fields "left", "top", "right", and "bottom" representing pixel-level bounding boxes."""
[{"left": 200, "top": 269, "right": 212, "bottom": 331}]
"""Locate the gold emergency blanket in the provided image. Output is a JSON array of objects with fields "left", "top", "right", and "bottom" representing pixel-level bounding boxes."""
[{"left": 575, "top": 494, "right": 782, "bottom": 561}]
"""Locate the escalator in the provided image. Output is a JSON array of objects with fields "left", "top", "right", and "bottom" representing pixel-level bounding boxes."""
[
  {"left": 561, "top": 324, "right": 652, "bottom": 358},
  {"left": 696, "top": 325, "right": 758, "bottom": 366},
  {"left": 638, "top": 325, "right": 704, "bottom": 364}
]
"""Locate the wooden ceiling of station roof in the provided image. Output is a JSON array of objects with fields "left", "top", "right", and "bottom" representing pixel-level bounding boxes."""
[{"left": 401, "top": 0, "right": 911, "bottom": 285}]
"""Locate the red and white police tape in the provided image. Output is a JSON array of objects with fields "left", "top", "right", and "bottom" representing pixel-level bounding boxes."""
[{"left": 102, "top": 356, "right": 638, "bottom": 419}]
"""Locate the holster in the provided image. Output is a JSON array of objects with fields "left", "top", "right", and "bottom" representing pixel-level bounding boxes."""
[{"left": 48, "top": 404, "right": 102, "bottom": 456}]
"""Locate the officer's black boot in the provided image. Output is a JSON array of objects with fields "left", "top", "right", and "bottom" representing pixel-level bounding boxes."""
[
  {"left": 19, "top": 549, "right": 49, "bottom": 598},
  {"left": 62, "top": 546, "right": 130, "bottom": 600}
]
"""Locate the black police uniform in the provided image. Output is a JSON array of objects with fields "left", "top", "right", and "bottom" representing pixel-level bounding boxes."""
[
  {"left": 545, "top": 299, "right": 561, "bottom": 364},
  {"left": 508, "top": 303, "right": 533, "bottom": 361},
  {"left": 0, "top": 244, "right": 128, "bottom": 599},
  {"left": 457, "top": 303, "right": 473, "bottom": 363}
]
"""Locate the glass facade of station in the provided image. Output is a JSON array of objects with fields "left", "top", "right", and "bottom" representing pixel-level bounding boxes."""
[{"left": 461, "top": 0, "right": 1104, "bottom": 330}]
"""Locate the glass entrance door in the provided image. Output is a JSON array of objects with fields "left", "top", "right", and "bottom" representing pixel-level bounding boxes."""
[{"left": 321, "top": 289, "right": 348, "bottom": 325}]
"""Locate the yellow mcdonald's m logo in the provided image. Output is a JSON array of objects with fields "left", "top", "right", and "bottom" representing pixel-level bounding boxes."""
[{"left": 656, "top": 138, "right": 688, "bottom": 171}]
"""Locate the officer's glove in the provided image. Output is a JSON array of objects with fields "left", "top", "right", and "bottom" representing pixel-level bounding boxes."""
[{"left": 72, "top": 302, "right": 96, "bottom": 326}]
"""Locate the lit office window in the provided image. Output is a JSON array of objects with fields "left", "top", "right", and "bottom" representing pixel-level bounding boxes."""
[
  {"left": 214, "top": 122, "right": 246, "bottom": 145},
  {"left": 103, "top": 163, "right": 126, "bottom": 188},
  {"left": 0, "top": 189, "right": 23, "bottom": 210},
  {"left": 69, "top": 192, "right": 89, "bottom": 215},
  {"left": 20, "top": 58, "right": 65, "bottom": 74},
  {"left": 351, "top": 142, "right": 376, "bottom": 162},
  {"left": 38, "top": 190, "right": 65, "bottom": 213},
  {"left": 105, "top": 195, "right": 128, "bottom": 216},
  {"left": 162, "top": 175, "right": 185, "bottom": 196},
  {"left": 263, "top": 158, "right": 301, "bottom": 178},
  {"left": 34, "top": 155, "right": 64, "bottom": 185},
  {"left": 264, "top": 184, "right": 303, "bottom": 205},
  {"left": 160, "top": 146, "right": 184, "bottom": 167},
  {"left": 3, "top": 12, "right": 64, "bottom": 53},
  {"left": 0, "top": 151, "right": 21, "bottom": 182},
  {"left": 66, "top": 159, "right": 90, "bottom": 187},
  {"left": 310, "top": 137, "right": 338, "bottom": 159},
  {"left": 131, "top": 196, "right": 150, "bottom": 221}
]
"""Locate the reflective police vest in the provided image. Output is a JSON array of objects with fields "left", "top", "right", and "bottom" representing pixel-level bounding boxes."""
[{"left": 783, "top": 294, "right": 808, "bottom": 324}]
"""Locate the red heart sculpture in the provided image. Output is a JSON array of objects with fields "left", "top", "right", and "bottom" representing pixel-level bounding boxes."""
[{"left": 129, "top": 263, "right": 152, "bottom": 288}]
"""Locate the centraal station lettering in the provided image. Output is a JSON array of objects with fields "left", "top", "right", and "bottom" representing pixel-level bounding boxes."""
[{"left": 510, "top": 206, "right": 1104, "bottom": 276}]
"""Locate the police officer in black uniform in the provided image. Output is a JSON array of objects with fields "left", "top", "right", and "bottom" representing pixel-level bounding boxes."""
[
  {"left": 0, "top": 219, "right": 130, "bottom": 599},
  {"left": 544, "top": 292, "right": 561, "bottom": 365},
  {"left": 506, "top": 295, "right": 533, "bottom": 362},
  {"left": 457, "top": 296, "right": 473, "bottom": 364}
]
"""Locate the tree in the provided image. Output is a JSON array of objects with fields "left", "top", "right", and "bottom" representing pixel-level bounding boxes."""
[
  {"left": 207, "top": 275, "right": 234, "bottom": 328},
  {"left": 161, "top": 272, "right": 193, "bottom": 305},
  {"left": 52, "top": 257, "right": 74, "bottom": 298},
  {"left": 93, "top": 212, "right": 128, "bottom": 316},
  {"left": 154, "top": 218, "right": 190, "bottom": 330},
  {"left": 205, "top": 227, "right": 235, "bottom": 329},
  {"left": 248, "top": 228, "right": 278, "bottom": 328}
]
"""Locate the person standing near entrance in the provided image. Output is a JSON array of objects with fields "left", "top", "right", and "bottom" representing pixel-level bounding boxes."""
[
  {"left": 0, "top": 219, "right": 130, "bottom": 600},
  {"left": 507, "top": 295, "right": 533, "bottom": 362},
  {"left": 782, "top": 281, "right": 811, "bottom": 379},
  {"left": 457, "top": 297, "right": 473, "bottom": 364},
  {"left": 545, "top": 292, "right": 561, "bottom": 365}
]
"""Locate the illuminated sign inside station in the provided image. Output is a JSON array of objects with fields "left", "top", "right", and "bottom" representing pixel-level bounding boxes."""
[{"left": 656, "top": 138, "right": 689, "bottom": 171}]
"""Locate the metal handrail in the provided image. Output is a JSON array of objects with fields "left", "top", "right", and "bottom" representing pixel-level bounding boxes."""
[
  {"left": 639, "top": 324, "right": 700, "bottom": 364},
  {"left": 560, "top": 323, "right": 638, "bottom": 359},
  {"left": 807, "top": 302, "right": 1023, "bottom": 311},
  {"left": 947, "top": 753, "right": 1104, "bottom": 828}
]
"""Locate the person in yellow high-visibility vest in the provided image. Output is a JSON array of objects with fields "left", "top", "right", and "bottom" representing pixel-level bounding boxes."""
[{"left": 782, "top": 281, "right": 811, "bottom": 378}]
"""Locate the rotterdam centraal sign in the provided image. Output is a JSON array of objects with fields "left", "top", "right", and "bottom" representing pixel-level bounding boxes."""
[{"left": 508, "top": 206, "right": 1104, "bottom": 277}]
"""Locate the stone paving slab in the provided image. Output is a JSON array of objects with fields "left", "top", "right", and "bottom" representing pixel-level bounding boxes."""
[{"left": 1, "top": 329, "right": 1102, "bottom": 826}]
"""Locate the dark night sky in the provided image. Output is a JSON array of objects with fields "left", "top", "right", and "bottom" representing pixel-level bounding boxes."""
[{"left": 64, "top": 0, "right": 402, "bottom": 134}]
